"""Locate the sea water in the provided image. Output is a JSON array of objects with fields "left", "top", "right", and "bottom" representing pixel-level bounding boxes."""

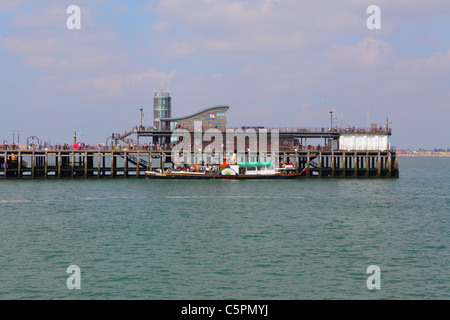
[{"left": 0, "top": 157, "right": 448, "bottom": 299}]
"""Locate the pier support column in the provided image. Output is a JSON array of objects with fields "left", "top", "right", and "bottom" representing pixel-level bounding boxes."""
[
  {"left": 71, "top": 151, "right": 75, "bottom": 178},
  {"left": 306, "top": 151, "right": 311, "bottom": 178},
  {"left": 58, "top": 152, "right": 61, "bottom": 179},
  {"left": 98, "top": 151, "right": 101, "bottom": 178},
  {"left": 124, "top": 151, "right": 128, "bottom": 178},
  {"left": 111, "top": 152, "right": 115, "bottom": 178},
  {"left": 84, "top": 151, "right": 88, "bottom": 179},
  {"left": 44, "top": 151, "right": 48, "bottom": 179},
  {"left": 393, "top": 154, "right": 399, "bottom": 178},
  {"left": 161, "top": 153, "right": 165, "bottom": 171},
  {"left": 18, "top": 151, "right": 22, "bottom": 178},
  {"left": 366, "top": 152, "right": 370, "bottom": 178},
  {"left": 31, "top": 151, "right": 35, "bottom": 179},
  {"left": 377, "top": 152, "right": 381, "bottom": 178},
  {"left": 331, "top": 150, "right": 335, "bottom": 178},
  {"left": 387, "top": 152, "right": 392, "bottom": 178},
  {"left": 294, "top": 151, "right": 298, "bottom": 173},
  {"left": 318, "top": 151, "right": 323, "bottom": 177},
  {"left": 102, "top": 153, "right": 106, "bottom": 177},
  {"left": 136, "top": 152, "right": 140, "bottom": 178},
  {"left": 3, "top": 151, "right": 7, "bottom": 178},
  {"left": 342, "top": 152, "right": 346, "bottom": 178}
]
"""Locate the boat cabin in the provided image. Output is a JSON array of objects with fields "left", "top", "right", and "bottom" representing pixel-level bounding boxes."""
[{"left": 238, "top": 162, "right": 277, "bottom": 175}]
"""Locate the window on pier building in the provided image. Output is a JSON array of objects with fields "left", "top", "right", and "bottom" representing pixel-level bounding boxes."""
[{"left": 170, "top": 122, "right": 178, "bottom": 131}]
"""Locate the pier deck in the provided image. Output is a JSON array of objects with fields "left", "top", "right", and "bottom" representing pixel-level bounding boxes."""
[{"left": 0, "top": 149, "right": 399, "bottom": 179}]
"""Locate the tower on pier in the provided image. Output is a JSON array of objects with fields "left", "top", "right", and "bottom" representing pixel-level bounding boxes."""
[{"left": 153, "top": 91, "right": 171, "bottom": 130}]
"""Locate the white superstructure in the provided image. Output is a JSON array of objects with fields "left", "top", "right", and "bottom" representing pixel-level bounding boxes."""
[{"left": 339, "top": 134, "right": 391, "bottom": 151}]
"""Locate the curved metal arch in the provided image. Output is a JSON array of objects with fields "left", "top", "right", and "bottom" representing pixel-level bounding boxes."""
[{"left": 26, "top": 136, "right": 40, "bottom": 149}]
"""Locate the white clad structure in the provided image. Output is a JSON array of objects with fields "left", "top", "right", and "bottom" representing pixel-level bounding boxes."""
[{"left": 339, "top": 134, "right": 391, "bottom": 151}]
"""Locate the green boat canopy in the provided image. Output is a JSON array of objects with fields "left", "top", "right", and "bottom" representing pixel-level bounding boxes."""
[{"left": 238, "top": 162, "right": 274, "bottom": 167}]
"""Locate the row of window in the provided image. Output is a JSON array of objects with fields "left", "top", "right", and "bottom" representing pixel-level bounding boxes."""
[
  {"left": 167, "top": 122, "right": 221, "bottom": 130},
  {"left": 154, "top": 98, "right": 171, "bottom": 107},
  {"left": 154, "top": 110, "right": 170, "bottom": 119},
  {"left": 154, "top": 106, "right": 170, "bottom": 111}
]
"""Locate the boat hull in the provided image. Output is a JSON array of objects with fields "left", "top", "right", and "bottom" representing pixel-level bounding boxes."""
[{"left": 145, "top": 171, "right": 303, "bottom": 180}]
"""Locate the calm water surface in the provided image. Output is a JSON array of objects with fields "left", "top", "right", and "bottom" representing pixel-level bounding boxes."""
[{"left": 0, "top": 157, "right": 449, "bottom": 299}]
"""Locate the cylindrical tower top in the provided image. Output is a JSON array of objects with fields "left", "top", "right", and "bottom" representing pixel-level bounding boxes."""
[{"left": 155, "top": 91, "right": 170, "bottom": 98}]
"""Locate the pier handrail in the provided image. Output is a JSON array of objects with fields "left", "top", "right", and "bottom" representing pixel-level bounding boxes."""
[
  {"left": 115, "top": 125, "right": 393, "bottom": 134},
  {"left": 0, "top": 143, "right": 398, "bottom": 153},
  {"left": 225, "top": 126, "right": 392, "bottom": 134}
]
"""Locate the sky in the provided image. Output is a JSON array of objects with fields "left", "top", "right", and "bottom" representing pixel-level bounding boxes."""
[{"left": 0, "top": 0, "right": 449, "bottom": 150}]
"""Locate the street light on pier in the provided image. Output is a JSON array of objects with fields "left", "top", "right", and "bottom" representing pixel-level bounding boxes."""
[{"left": 329, "top": 111, "right": 333, "bottom": 130}]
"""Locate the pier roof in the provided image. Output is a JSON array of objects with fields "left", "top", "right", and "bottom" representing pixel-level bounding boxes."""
[{"left": 160, "top": 105, "right": 229, "bottom": 122}]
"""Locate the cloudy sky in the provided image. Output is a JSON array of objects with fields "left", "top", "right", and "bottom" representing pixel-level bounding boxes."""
[{"left": 0, "top": 0, "right": 449, "bottom": 149}]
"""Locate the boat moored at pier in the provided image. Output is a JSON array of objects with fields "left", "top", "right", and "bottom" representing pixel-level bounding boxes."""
[{"left": 145, "top": 161, "right": 304, "bottom": 180}]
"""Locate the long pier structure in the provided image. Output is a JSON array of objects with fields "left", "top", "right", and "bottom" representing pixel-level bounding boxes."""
[
  {"left": 0, "top": 149, "right": 399, "bottom": 179},
  {"left": 1, "top": 91, "right": 400, "bottom": 179}
]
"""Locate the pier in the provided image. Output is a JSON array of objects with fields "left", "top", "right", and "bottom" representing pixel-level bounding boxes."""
[
  {"left": 0, "top": 89, "right": 400, "bottom": 179},
  {"left": 0, "top": 149, "right": 398, "bottom": 179}
]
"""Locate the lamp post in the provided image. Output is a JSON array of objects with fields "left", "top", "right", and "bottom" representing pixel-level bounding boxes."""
[
  {"left": 329, "top": 111, "right": 333, "bottom": 130},
  {"left": 329, "top": 111, "right": 334, "bottom": 147},
  {"left": 140, "top": 108, "right": 143, "bottom": 128}
]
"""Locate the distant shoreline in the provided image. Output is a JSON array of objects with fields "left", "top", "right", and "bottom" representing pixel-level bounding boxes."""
[{"left": 397, "top": 154, "right": 450, "bottom": 157}]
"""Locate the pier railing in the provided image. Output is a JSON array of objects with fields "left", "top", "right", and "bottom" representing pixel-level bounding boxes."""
[
  {"left": 0, "top": 144, "right": 395, "bottom": 153},
  {"left": 116, "top": 125, "right": 392, "bottom": 134},
  {"left": 225, "top": 126, "right": 392, "bottom": 134}
]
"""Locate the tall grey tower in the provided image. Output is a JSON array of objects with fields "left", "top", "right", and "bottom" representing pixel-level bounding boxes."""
[{"left": 153, "top": 91, "right": 171, "bottom": 129}]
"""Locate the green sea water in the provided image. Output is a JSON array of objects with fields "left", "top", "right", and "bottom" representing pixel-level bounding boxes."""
[{"left": 0, "top": 157, "right": 448, "bottom": 299}]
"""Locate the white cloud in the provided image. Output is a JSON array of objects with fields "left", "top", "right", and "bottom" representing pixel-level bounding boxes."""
[
  {"left": 149, "top": 0, "right": 358, "bottom": 56},
  {"left": 0, "top": 0, "right": 27, "bottom": 11},
  {"left": 394, "top": 49, "right": 450, "bottom": 76},
  {"left": 0, "top": 34, "right": 62, "bottom": 55},
  {"left": 7, "top": 3, "right": 98, "bottom": 28},
  {"left": 90, "top": 68, "right": 176, "bottom": 95},
  {"left": 35, "top": 67, "right": 176, "bottom": 98},
  {"left": 0, "top": 25, "right": 124, "bottom": 73},
  {"left": 381, "top": 49, "right": 450, "bottom": 95},
  {"left": 146, "top": 0, "right": 450, "bottom": 60},
  {"left": 152, "top": 18, "right": 171, "bottom": 34},
  {"left": 321, "top": 37, "right": 394, "bottom": 69},
  {"left": 12, "top": 6, "right": 70, "bottom": 28}
]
